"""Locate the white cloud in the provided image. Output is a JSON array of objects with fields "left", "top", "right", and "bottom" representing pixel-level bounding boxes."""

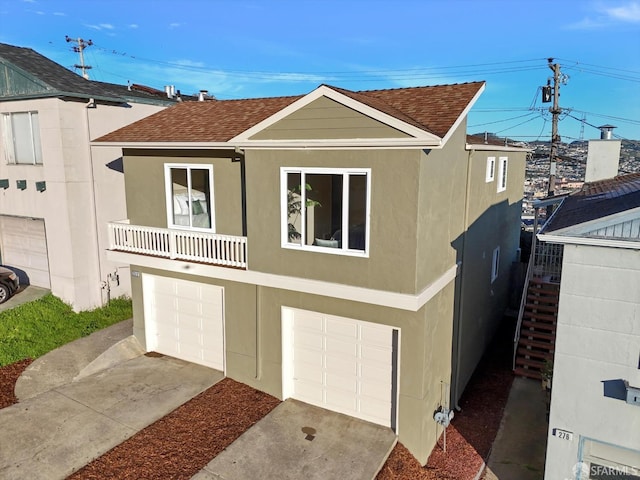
[
  {"left": 604, "top": 1, "right": 640, "bottom": 22},
  {"left": 566, "top": 1, "right": 640, "bottom": 29},
  {"left": 85, "top": 23, "right": 116, "bottom": 31},
  {"left": 35, "top": 10, "right": 44, "bottom": 15},
  {"left": 128, "top": 23, "right": 138, "bottom": 29},
  {"left": 21, "top": 0, "right": 36, "bottom": 3},
  {"left": 53, "top": 12, "right": 66, "bottom": 16},
  {"left": 168, "top": 22, "right": 183, "bottom": 29}
]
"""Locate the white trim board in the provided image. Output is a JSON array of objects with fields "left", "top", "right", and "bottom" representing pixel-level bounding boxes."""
[{"left": 108, "top": 249, "right": 460, "bottom": 312}]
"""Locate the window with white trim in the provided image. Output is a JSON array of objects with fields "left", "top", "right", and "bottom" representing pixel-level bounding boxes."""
[
  {"left": 486, "top": 156, "right": 495, "bottom": 182},
  {"left": 491, "top": 246, "right": 500, "bottom": 283},
  {"left": 282, "top": 167, "right": 370, "bottom": 255},
  {"left": 2, "top": 111, "right": 43, "bottom": 165},
  {"left": 497, "top": 157, "right": 508, "bottom": 192},
  {"left": 164, "top": 164, "right": 215, "bottom": 231}
]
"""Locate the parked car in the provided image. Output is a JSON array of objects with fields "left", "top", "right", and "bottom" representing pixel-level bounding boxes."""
[{"left": 0, "top": 266, "right": 19, "bottom": 304}]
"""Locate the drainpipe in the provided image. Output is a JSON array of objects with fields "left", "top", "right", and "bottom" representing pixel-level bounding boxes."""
[
  {"left": 451, "top": 148, "right": 474, "bottom": 410},
  {"left": 231, "top": 148, "right": 247, "bottom": 237},
  {"left": 84, "top": 99, "right": 106, "bottom": 306}
]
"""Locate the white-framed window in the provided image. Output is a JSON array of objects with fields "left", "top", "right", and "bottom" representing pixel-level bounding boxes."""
[
  {"left": 281, "top": 167, "right": 370, "bottom": 256},
  {"left": 491, "top": 246, "right": 500, "bottom": 283},
  {"left": 486, "top": 156, "right": 496, "bottom": 182},
  {"left": 164, "top": 163, "right": 215, "bottom": 231},
  {"left": 497, "top": 157, "right": 508, "bottom": 192},
  {"left": 2, "top": 111, "right": 43, "bottom": 165}
]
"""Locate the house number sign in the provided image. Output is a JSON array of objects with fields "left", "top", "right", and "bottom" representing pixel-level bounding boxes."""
[{"left": 552, "top": 428, "right": 573, "bottom": 441}]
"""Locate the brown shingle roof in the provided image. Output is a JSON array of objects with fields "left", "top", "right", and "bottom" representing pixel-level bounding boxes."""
[
  {"left": 96, "top": 82, "right": 484, "bottom": 143},
  {"left": 543, "top": 173, "right": 640, "bottom": 232}
]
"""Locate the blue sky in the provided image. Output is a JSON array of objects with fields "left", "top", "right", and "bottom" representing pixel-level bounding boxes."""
[{"left": 1, "top": 0, "right": 639, "bottom": 142}]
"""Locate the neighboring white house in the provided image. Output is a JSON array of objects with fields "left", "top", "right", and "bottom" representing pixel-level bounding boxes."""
[
  {"left": 539, "top": 138, "right": 640, "bottom": 479},
  {"left": 0, "top": 42, "right": 185, "bottom": 310}
]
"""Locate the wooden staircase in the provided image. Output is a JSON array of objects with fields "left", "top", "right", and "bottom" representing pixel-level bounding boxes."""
[{"left": 514, "top": 277, "right": 559, "bottom": 380}]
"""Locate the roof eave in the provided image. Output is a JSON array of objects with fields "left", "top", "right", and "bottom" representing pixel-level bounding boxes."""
[
  {"left": 537, "top": 232, "right": 640, "bottom": 250},
  {"left": 92, "top": 138, "right": 444, "bottom": 150},
  {"left": 465, "top": 142, "right": 532, "bottom": 152}
]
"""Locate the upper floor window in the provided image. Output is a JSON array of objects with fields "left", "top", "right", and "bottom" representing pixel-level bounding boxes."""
[
  {"left": 491, "top": 246, "right": 500, "bottom": 283},
  {"left": 164, "top": 164, "right": 215, "bottom": 231},
  {"left": 2, "top": 111, "right": 43, "bottom": 165},
  {"left": 497, "top": 157, "right": 508, "bottom": 192},
  {"left": 281, "top": 167, "right": 370, "bottom": 256},
  {"left": 486, "top": 156, "right": 495, "bottom": 182}
]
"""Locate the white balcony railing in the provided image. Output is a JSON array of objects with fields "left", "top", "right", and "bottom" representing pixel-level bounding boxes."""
[{"left": 108, "top": 221, "right": 247, "bottom": 269}]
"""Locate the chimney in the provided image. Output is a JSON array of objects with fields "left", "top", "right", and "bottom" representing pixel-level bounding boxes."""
[
  {"left": 198, "top": 90, "right": 208, "bottom": 102},
  {"left": 164, "top": 85, "right": 175, "bottom": 99},
  {"left": 584, "top": 125, "right": 621, "bottom": 183}
]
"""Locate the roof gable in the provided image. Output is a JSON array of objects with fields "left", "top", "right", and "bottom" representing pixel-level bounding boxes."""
[
  {"left": 0, "top": 42, "right": 178, "bottom": 105},
  {"left": 96, "top": 81, "right": 485, "bottom": 148}
]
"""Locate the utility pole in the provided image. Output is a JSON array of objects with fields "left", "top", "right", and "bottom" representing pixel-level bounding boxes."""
[
  {"left": 65, "top": 36, "right": 93, "bottom": 79},
  {"left": 543, "top": 58, "right": 565, "bottom": 217}
]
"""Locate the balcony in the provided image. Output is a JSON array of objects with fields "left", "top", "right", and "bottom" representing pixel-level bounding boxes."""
[{"left": 108, "top": 221, "right": 247, "bottom": 269}]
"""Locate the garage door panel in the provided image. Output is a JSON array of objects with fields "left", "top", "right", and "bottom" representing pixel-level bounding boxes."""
[
  {"left": 360, "top": 379, "right": 392, "bottom": 399},
  {"left": 326, "top": 317, "right": 358, "bottom": 338},
  {"left": 294, "top": 311, "right": 324, "bottom": 331},
  {"left": 361, "top": 362, "right": 392, "bottom": 380},
  {"left": 144, "top": 275, "right": 224, "bottom": 372},
  {"left": 294, "top": 347, "right": 323, "bottom": 367},
  {"left": 294, "top": 380, "right": 324, "bottom": 403},
  {"left": 294, "top": 329, "right": 324, "bottom": 349},
  {"left": 325, "top": 373, "right": 357, "bottom": 393},
  {"left": 326, "top": 389, "right": 358, "bottom": 412},
  {"left": 286, "top": 307, "right": 397, "bottom": 429},
  {"left": 325, "top": 337, "right": 357, "bottom": 356},
  {"left": 325, "top": 354, "right": 357, "bottom": 374},
  {"left": 360, "top": 324, "right": 392, "bottom": 346},
  {"left": 361, "top": 344, "right": 392, "bottom": 362},
  {"left": 0, "top": 216, "right": 50, "bottom": 288}
]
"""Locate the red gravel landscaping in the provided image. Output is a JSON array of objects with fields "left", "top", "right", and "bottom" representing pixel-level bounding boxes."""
[{"left": 0, "top": 318, "right": 515, "bottom": 480}]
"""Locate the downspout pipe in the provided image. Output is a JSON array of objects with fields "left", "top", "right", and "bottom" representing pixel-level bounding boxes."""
[
  {"left": 452, "top": 148, "right": 474, "bottom": 410},
  {"left": 231, "top": 148, "right": 247, "bottom": 237}
]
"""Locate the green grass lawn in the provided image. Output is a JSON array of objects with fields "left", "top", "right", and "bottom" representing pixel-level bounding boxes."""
[{"left": 0, "top": 294, "right": 132, "bottom": 367}]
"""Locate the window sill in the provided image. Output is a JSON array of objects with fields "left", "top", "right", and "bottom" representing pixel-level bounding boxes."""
[{"left": 282, "top": 243, "right": 369, "bottom": 258}]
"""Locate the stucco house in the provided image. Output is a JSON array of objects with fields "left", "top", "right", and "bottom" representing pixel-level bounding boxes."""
[
  {"left": 536, "top": 138, "right": 640, "bottom": 479},
  {"left": 95, "top": 81, "right": 527, "bottom": 463},
  {"left": 0, "top": 42, "right": 187, "bottom": 310}
]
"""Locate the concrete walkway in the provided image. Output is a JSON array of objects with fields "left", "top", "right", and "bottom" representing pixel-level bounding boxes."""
[
  {"left": 0, "top": 321, "right": 223, "bottom": 480},
  {"left": 193, "top": 399, "right": 397, "bottom": 480},
  {"left": 483, "top": 377, "right": 549, "bottom": 480}
]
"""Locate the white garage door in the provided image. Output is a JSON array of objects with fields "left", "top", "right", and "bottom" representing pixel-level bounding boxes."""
[
  {"left": 0, "top": 216, "right": 50, "bottom": 288},
  {"left": 143, "top": 275, "right": 225, "bottom": 371},
  {"left": 282, "top": 307, "right": 398, "bottom": 429}
]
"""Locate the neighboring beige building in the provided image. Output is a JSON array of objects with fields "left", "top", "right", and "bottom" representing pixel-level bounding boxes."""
[
  {"left": 538, "top": 172, "right": 640, "bottom": 479},
  {"left": 96, "top": 82, "right": 527, "bottom": 463},
  {"left": 0, "top": 43, "right": 182, "bottom": 310}
]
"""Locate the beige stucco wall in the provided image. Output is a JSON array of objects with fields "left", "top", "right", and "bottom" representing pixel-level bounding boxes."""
[
  {"left": 0, "top": 97, "right": 166, "bottom": 310},
  {"left": 245, "top": 148, "right": 421, "bottom": 293},
  {"left": 452, "top": 146, "right": 526, "bottom": 402},
  {"left": 129, "top": 263, "right": 454, "bottom": 465},
  {"left": 123, "top": 150, "right": 243, "bottom": 235},
  {"left": 415, "top": 123, "right": 469, "bottom": 289},
  {"left": 250, "top": 96, "right": 411, "bottom": 140}
]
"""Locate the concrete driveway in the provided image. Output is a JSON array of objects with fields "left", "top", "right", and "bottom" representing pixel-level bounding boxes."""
[
  {"left": 1, "top": 319, "right": 396, "bottom": 480},
  {"left": 193, "top": 399, "right": 397, "bottom": 480},
  {"left": 0, "top": 322, "right": 223, "bottom": 480}
]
